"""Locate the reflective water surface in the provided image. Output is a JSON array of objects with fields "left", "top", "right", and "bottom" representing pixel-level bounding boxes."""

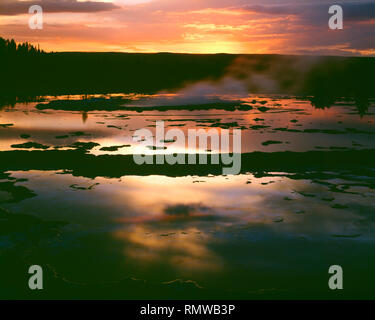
[{"left": 1, "top": 93, "right": 375, "bottom": 299}]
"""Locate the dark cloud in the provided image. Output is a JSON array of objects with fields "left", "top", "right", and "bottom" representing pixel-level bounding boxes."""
[
  {"left": 1, "top": 0, "right": 374, "bottom": 55},
  {"left": 0, "top": 0, "right": 120, "bottom": 16},
  {"left": 240, "top": 1, "right": 375, "bottom": 24},
  {"left": 162, "top": 203, "right": 239, "bottom": 223},
  {"left": 164, "top": 203, "right": 210, "bottom": 216},
  {"left": 341, "top": 2, "right": 375, "bottom": 21}
]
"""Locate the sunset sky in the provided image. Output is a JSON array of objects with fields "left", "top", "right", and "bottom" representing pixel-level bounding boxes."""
[{"left": 1, "top": 0, "right": 375, "bottom": 55}]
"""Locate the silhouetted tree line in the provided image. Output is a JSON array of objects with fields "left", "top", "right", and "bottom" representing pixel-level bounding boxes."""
[
  {"left": 0, "top": 37, "right": 235, "bottom": 100},
  {"left": 0, "top": 37, "right": 46, "bottom": 107},
  {"left": 0, "top": 37, "right": 44, "bottom": 56},
  {"left": 0, "top": 37, "right": 374, "bottom": 115}
]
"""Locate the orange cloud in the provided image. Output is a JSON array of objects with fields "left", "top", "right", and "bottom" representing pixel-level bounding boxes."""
[{"left": 0, "top": 0, "right": 374, "bottom": 55}]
